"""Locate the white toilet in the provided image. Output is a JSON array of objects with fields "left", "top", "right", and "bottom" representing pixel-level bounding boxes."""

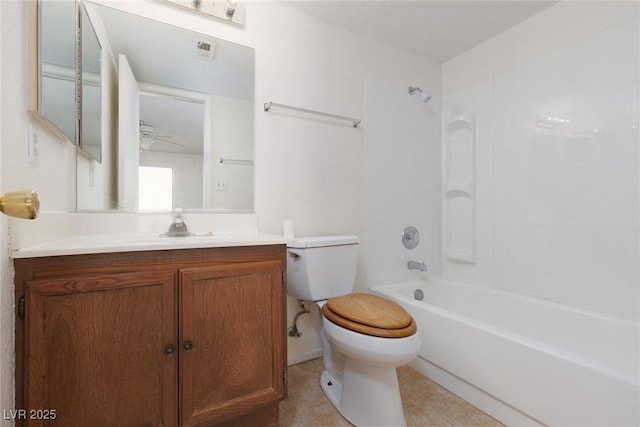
[{"left": 287, "top": 235, "right": 421, "bottom": 427}]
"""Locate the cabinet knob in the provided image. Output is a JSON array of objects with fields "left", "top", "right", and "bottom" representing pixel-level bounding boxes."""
[
  {"left": 183, "top": 341, "right": 194, "bottom": 352},
  {"left": 164, "top": 345, "right": 176, "bottom": 356}
]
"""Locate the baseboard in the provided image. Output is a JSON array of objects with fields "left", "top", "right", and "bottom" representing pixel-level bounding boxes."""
[
  {"left": 287, "top": 348, "right": 322, "bottom": 366},
  {"left": 409, "top": 357, "right": 543, "bottom": 427}
]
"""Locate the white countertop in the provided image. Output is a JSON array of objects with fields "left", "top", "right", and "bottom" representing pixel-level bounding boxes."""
[{"left": 11, "top": 232, "right": 287, "bottom": 259}]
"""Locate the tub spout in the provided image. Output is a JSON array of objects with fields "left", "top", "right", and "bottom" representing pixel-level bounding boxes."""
[{"left": 407, "top": 260, "right": 427, "bottom": 272}]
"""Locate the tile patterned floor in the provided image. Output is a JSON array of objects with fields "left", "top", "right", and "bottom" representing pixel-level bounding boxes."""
[{"left": 279, "top": 358, "right": 505, "bottom": 427}]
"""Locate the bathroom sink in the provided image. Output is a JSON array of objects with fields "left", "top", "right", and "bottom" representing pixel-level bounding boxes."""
[
  {"left": 12, "top": 232, "right": 286, "bottom": 258},
  {"left": 92, "top": 233, "right": 243, "bottom": 247}
]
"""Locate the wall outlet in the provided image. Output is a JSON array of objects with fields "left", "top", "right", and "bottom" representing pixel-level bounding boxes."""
[
  {"left": 89, "top": 163, "right": 95, "bottom": 187},
  {"left": 28, "top": 124, "right": 39, "bottom": 165},
  {"left": 215, "top": 178, "right": 228, "bottom": 191}
]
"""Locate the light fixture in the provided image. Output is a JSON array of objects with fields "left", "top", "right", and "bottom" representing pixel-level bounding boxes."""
[
  {"left": 535, "top": 116, "right": 570, "bottom": 129},
  {"left": 158, "top": 0, "right": 244, "bottom": 27},
  {"left": 225, "top": 0, "right": 237, "bottom": 18}
]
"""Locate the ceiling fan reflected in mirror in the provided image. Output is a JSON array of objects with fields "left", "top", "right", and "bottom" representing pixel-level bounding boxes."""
[{"left": 139, "top": 120, "right": 185, "bottom": 151}]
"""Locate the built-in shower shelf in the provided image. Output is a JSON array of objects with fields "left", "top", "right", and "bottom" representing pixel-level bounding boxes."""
[
  {"left": 445, "top": 114, "right": 475, "bottom": 128},
  {"left": 445, "top": 186, "right": 473, "bottom": 197},
  {"left": 443, "top": 112, "right": 477, "bottom": 264},
  {"left": 444, "top": 250, "right": 476, "bottom": 264}
]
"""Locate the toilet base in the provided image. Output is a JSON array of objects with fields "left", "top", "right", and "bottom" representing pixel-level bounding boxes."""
[
  {"left": 320, "top": 358, "right": 408, "bottom": 427},
  {"left": 320, "top": 370, "right": 342, "bottom": 409}
]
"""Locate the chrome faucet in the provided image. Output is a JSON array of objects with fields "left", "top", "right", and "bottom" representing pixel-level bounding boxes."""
[
  {"left": 407, "top": 260, "right": 427, "bottom": 272},
  {"left": 160, "top": 209, "right": 194, "bottom": 237}
]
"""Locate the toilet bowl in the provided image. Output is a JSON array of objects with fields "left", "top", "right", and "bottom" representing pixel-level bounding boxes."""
[
  {"left": 318, "top": 294, "right": 421, "bottom": 427},
  {"left": 286, "top": 236, "right": 421, "bottom": 426}
]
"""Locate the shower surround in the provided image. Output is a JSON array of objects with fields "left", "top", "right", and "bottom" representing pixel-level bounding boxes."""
[
  {"left": 364, "top": 2, "right": 639, "bottom": 426},
  {"left": 441, "top": 5, "right": 639, "bottom": 321}
]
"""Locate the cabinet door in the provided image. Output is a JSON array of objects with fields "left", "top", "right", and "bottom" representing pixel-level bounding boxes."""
[
  {"left": 179, "top": 261, "right": 285, "bottom": 426},
  {"left": 25, "top": 272, "right": 178, "bottom": 427}
]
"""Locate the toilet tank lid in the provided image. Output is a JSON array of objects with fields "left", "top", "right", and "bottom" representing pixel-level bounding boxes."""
[{"left": 287, "top": 235, "right": 359, "bottom": 248}]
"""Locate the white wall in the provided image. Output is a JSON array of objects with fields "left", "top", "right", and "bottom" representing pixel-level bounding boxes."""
[{"left": 441, "top": 1, "right": 639, "bottom": 320}]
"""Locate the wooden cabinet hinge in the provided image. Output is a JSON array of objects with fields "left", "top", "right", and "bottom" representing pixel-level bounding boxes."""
[
  {"left": 18, "top": 295, "right": 25, "bottom": 320},
  {"left": 282, "top": 368, "right": 287, "bottom": 385}
]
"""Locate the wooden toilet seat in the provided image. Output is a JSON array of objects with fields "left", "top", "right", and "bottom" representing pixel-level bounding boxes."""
[{"left": 322, "top": 293, "right": 417, "bottom": 338}]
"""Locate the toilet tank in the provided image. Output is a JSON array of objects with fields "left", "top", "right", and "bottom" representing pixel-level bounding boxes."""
[{"left": 286, "top": 235, "right": 359, "bottom": 301}]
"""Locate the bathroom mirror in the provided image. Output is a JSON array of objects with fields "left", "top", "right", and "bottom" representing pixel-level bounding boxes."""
[
  {"left": 33, "top": 0, "right": 78, "bottom": 144},
  {"left": 80, "top": 4, "right": 102, "bottom": 162},
  {"left": 77, "top": 2, "right": 255, "bottom": 212}
]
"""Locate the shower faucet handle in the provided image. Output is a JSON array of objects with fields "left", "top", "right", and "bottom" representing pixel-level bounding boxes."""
[{"left": 402, "top": 226, "right": 420, "bottom": 249}]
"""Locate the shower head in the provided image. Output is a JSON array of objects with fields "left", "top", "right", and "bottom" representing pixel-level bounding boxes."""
[{"left": 408, "top": 86, "right": 432, "bottom": 103}]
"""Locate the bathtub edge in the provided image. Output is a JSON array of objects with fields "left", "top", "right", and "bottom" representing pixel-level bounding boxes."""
[{"left": 409, "top": 357, "right": 543, "bottom": 427}]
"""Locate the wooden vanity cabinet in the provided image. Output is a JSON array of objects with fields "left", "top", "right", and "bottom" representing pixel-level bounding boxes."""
[{"left": 14, "top": 245, "right": 287, "bottom": 427}]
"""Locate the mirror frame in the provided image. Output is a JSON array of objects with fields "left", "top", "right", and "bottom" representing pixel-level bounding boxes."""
[
  {"left": 79, "top": 1, "right": 103, "bottom": 162},
  {"left": 28, "top": 0, "right": 79, "bottom": 144},
  {"left": 29, "top": 0, "right": 103, "bottom": 161}
]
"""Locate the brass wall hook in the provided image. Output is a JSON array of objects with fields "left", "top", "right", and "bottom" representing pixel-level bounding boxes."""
[{"left": 0, "top": 190, "right": 39, "bottom": 219}]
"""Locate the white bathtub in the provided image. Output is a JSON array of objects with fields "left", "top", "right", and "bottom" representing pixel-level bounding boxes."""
[{"left": 372, "top": 280, "right": 640, "bottom": 427}]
